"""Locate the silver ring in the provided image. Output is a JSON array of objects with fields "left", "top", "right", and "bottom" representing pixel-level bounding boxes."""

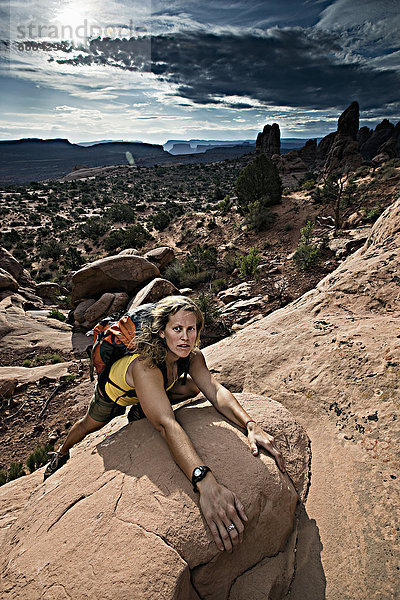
[{"left": 227, "top": 523, "right": 236, "bottom": 532}]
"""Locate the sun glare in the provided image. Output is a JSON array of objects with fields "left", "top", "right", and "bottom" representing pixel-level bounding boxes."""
[{"left": 53, "top": 1, "right": 101, "bottom": 41}]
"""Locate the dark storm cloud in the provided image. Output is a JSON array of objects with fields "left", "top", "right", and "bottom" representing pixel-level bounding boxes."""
[
  {"left": 151, "top": 0, "right": 327, "bottom": 28},
  {"left": 53, "top": 28, "right": 400, "bottom": 112},
  {"left": 151, "top": 30, "right": 400, "bottom": 111}
]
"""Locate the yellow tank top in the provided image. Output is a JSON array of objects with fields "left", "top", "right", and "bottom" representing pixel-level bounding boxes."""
[{"left": 104, "top": 354, "right": 178, "bottom": 407}]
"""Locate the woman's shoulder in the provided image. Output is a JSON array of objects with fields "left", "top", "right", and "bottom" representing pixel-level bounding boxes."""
[{"left": 128, "top": 354, "right": 162, "bottom": 378}]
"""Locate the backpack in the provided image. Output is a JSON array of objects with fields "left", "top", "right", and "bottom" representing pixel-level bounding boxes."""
[
  {"left": 87, "top": 302, "right": 190, "bottom": 400},
  {"left": 87, "top": 303, "right": 155, "bottom": 382}
]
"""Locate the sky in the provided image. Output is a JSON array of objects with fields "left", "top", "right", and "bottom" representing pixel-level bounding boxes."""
[{"left": 0, "top": 0, "right": 399, "bottom": 145}]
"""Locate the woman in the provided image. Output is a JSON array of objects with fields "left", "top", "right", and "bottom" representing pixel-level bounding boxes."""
[{"left": 44, "top": 296, "right": 285, "bottom": 553}]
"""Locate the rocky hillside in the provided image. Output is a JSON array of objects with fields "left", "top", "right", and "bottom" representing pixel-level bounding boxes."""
[
  {"left": 0, "top": 193, "right": 398, "bottom": 600},
  {"left": 204, "top": 197, "right": 400, "bottom": 599}
]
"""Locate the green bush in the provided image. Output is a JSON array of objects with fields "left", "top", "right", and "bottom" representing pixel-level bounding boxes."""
[
  {"left": 40, "top": 239, "right": 64, "bottom": 260},
  {"left": 64, "top": 247, "right": 84, "bottom": 270},
  {"left": 210, "top": 278, "right": 227, "bottom": 293},
  {"left": 293, "top": 221, "right": 320, "bottom": 270},
  {"left": 196, "top": 293, "right": 220, "bottom": 328},
  {"left": 163, "top": 260, "right": 185, "bottom": 287},
  {"left": 48, "top": 308, "right": 66, "bottom": 322},
  {"left": 152, "top": 210, "right": 171, "bottom": 231},
  {"left": 80, "top": 217, "right": 108, "bottom": 243},
  {"left": 361, "top": 205, "right": 384, "bottom": 223},
  {"left": 235, "top": 154, "right": 282, "bottom": 218},
  {"left": 104, "top": 225, "right": 152, "bottom": 252},
  {"left": 246, "top": 200, "right": 276, "bottom": 231},
  {"left": 7, "top": 462, "right": 26, "bottom": 482},
  {"left": 26, "top": 444, "right": 54, "bottom": 474},
  {"left": 106, "top": 203, "right": 135, "bottom": 223},
  {"left": 301, "top": 179, "right": 316, "bottom": 190},
  {"left": 217, "top": 195, "right": 233, "bottom": 215},
  {"left": 1, "top": 229, "right": 21, "bottom": 248},
  {"left": 236, "top": 247, "right": 261, "bottom": 277}
]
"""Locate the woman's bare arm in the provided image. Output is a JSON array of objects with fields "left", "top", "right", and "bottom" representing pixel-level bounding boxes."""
[
  {"left": 189, "top": 350, "right": 285, "bottom": 472},
  {"left": 129, "top": 359, "right": 247, "bottom": 552}
]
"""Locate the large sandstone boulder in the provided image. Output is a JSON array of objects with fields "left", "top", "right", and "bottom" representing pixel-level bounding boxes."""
[
  {"left": 0, "top": 267, "right": 18, "bottom": 291},
  {"left": 83, "top": 292, "right": 115, "bottom": 325},
  {"left": 0, "top": 248, "right": 36, "bottom": 290},
  {"left": 0, "top": 394, "right": 309, "bottom": 600},
  {"left": 35, "top": 282, "right": 67, "bottom": 300},
  {"left": 0, "top": 362, "right": 73, "bottom": 390},
  {"left": 71, "top": 255, "right": 160, "bottom": 306},
  {"left": 143, "top": 246, "right": 175, "bottom": 270},
  {"left": 204, "top": 197, "right": 400, "bottom": 599},
  {"left": 128, "top": 277, "right": 180, "bottom": 309},
  {"left": 0, "top": 247, "right": 24, "bottom": 281}
]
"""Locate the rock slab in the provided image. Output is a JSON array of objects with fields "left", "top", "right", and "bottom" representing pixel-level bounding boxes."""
[
  {"left": 204, "top": 197, "right": 400, "bottom": 600},
  {"left": 0, "top": 394, "right": 309, "bottom": 600}
]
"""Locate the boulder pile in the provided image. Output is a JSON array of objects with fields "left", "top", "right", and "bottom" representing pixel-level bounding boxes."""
[{"left": 71, "top": 246, "right": 176, "bottom": 329}]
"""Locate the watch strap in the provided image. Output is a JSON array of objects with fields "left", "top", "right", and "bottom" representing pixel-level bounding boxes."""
[{"left": 191, "top": 465, "right": 211, "bottom": 492}]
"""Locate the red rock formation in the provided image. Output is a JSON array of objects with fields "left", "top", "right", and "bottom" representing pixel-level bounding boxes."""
[
  {"left": 256, "top": 123, "right": 281, "bottom": 156},
  {"left": 0, "top": 394, "right": 309, "bottom": 599}
]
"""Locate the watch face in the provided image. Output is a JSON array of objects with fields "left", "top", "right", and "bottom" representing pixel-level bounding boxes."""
[{"left": 193, "top": 468, "right": 202, "bottom": 478}]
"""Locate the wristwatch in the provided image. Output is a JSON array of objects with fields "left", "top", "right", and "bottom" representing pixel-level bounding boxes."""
[{"left": 192, "top": 466, "right": 211, "bottom": 492}]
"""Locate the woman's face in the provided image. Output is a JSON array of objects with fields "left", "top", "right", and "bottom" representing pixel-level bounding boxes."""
[{"left": 160, "top": 309, "right": 198, "bottom": 359}]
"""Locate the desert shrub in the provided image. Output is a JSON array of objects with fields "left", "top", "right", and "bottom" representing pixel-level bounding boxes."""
[
  {"left": 104, "top": 225, "right": 152, "bottom": 252},
  {"left": 104, "top": 229, "right": 124, "bottom": 252},
  {"left": 12, "top": 247, "right": 27, "bottom": 262},
  {"left": 236, "top": 247, "right": 260, "bottom": 277},
  {"left": 379, "top": 166, "right": 398, "bottom": 181},
  {"left": 48, "top": 308, "right": 66, "bottom": 322},
  {"left": 7, "top": 462, "right": 26, "bottom": 482},
  {"left": 210, "top": 278, "right": 227, "bottom": 293},
  {"left": 361, "top": 205, "right": 384, "bottom": 223},
  {"left": 163, "top": 260, "right": 185, "bottom": 287},
  {"left": 23, "top": 352, "right": 64, "bottom": 367},
  {"left": 80, "top": 217, "right": 108, "bottom": 243},
  {"left": 301, "top": 178, "right": 316, "bottom": 190},
  {"left": 196, "top": 293, "right": 220, "bottom": 328},
  {"left": 246, "top": 200, "right": 277, "bottom": 231},
  {"left": 293, "top": 221, "right": 320, "bottom": 270},
  {"left": 222, "top": 253, "right": 237, "bottom": 274},
  {"left": 152, "top": 210, "right": 171, "bottom": 231},
  {"left": 40, "top": 239, "right": 63, "bottom": 260},
  {"left": 63, "top": 247, "right": 84, "bottom": 270},
  {"left": 106, "top": 203, "right": 135, "bottom": 223},
  {"left": 235, "top": 154, "right": 282, "bottom": 219},
  {"left": 1, "top": 229, "right": 21, "bottom": 248},
  {"left": 26, "top": 444, "right": 54, "bottom": 474},
  {"left": 189, "top": 244, "right": 218, "bottom": 271},
  {"left": 216, "top": 195, "right": 233, "bottom": 215}
]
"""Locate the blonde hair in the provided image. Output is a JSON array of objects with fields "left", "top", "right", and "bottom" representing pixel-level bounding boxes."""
[{"left": 134, "top": 295, "right": 204, "bottom": 366}]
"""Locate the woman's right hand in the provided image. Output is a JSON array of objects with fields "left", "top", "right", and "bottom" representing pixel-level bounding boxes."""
[{"left": 197, "top": 473, "right": 248, "bottom": 553}]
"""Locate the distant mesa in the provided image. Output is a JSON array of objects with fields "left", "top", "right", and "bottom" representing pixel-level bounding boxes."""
[
  {"left": 164, "top": 139, "right": 256, "bottom": 155},
  {"left": 1, "top": 104, "right": 399, "bottom": 185}
]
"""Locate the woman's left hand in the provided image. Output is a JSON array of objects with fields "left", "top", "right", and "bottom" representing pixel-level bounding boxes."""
[{"left": 247, "top": 422, "right": 285, "bottom": 472}]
